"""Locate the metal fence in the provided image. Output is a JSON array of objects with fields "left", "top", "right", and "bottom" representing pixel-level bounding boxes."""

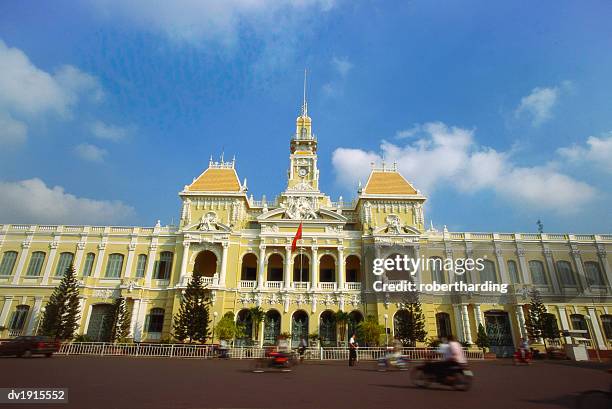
[{"left": 55, "top": 343, "right": 484, "bottom": 360}]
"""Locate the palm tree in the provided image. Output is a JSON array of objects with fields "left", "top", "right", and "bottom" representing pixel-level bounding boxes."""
[
  {"left": 248, "top": 306, "right": 265, "bottom": 344},
  {"left": 335, "top": 311, "right": 350, "bottom": 346}
]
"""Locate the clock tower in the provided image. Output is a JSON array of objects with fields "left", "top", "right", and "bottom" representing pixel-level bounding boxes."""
[{"left": 287, "top": 74, "right": 319, "bottom": 193}]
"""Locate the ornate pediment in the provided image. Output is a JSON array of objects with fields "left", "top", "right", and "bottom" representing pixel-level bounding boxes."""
[
  {"left": 183, "top": 211, "right": 231, "bottom": 232},
  {"left": 257, "top": 206, "right": 347, "bottom": 222},
  {"left": 372, "top": 214, "right": 421, "bottom": 235}
]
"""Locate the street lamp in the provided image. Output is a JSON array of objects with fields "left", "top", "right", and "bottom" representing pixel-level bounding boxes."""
[
  {"left": 212, "top": 311, "right": 218, "bottom": 343},
  {"left": 35, "top": 306, "right": 46, "bottom": 335},
  {"left": 383, "top": 314, "right": 389, "bottom": 346},
  {"left": 584, "top": 315, "right": 601, "bottom": 362}
]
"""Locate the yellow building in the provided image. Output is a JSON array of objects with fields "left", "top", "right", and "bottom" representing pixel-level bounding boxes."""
[{"left": 0, "top": 100, "right": 611, "bottom": 356}]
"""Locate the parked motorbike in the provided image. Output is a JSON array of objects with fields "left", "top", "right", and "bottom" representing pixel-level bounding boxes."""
[
  {"left": 252, "top": 351, "right": 298, "bottom": 373},
  {"left": 513, "top": 349, "right": 532, "bottom": 365},
  {"left": 411, "top": 361, "right": 473, "bottom": 391},
  {"left": 376, "top": 354, "right": 410, "bottom": 371}
]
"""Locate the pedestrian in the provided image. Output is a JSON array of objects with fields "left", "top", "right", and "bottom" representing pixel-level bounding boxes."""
[{"left": 349, "top": 333, "right": 358, "bottom": 366}]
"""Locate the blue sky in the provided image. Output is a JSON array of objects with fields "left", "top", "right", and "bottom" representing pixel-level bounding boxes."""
[{"left": 0, "top": 0, "right": 611, "bottom": 233}]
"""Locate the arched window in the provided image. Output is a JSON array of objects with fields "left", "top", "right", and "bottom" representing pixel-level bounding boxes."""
[
  {"left": 0, "top": 251, "right": 18, "bottom": 276},
  {"left": 55, "top": 252, "right": 74, "bottom": 276},
  {"left": 82, "top": 253, "right": 95, "bottom": 277},
  {"left": 319, "top": 310, "right": 337, "bottom": 347},
  {"left": 155, "top": 251, "right": 173, "bottom": 279},
  {"left": 26, "top": 251, "right": 46, "bottom": 277},
  {"left": 9, "top": 305, "right": 30, "bottom": 331},
  {"left": 241, "top": 253, "right": 257, "bottom": 281},
  {"left": 529, "top": 260, "right": 548, "bottom": 285},
  {"left": 345, "top": 255, "right": 361, "bottom": 282},
  {"left": 105, "top": 253, "right": 124, "bottom": 278},
  {"left": 319, "top": 255, "right": 335, "bottom": 282},
  {"left": 436, "top": 312, "right": 452, "bottom": 338},
  {"left": 135, "top": 254, "right": 147, "bottom": 278},
  {"left": 507, "top": 260, "right": 520, "bottom": 283},
  {"left": 584, "top": 262, "right": 606, "bottom": 287},
  {"left": 570, "top": 314, "right": 590, "bottom": 339},
  {"left": 267, "top": 254, "right": 283, "bottom": 282},
  {"left": 480, "top": 260, "right": 497, "bottom": 283},
  {"left": 556, "top": 261, "right": 577, "bottom": 287},
  {"left": 146, "top": 308, "right": 165, "bottom": 333},
  {"left": 194, "top": 250, "right": 217, "bottom": 277},
  {"left": 293, "top": 254, "right": 309, "bottom": 282},
  {"left": 601, "top": 315, "right": 612, "bottom": 340},
  {"left": 430, "top": 257, "right": 445, "bottom": 284}
]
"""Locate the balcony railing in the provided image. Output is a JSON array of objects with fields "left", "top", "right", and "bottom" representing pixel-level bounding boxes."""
[
  {"left": 8, "top": 329, "right": 23, "bottom": 338},
  {"left": 345, "top": 282, "right": 361, "bottom": 291},
  {"left": 319, "top": 282, "right": 336, "bottom": 291},
  {"left": 202, "top": 277, "right": 214, "bottom": 285},
  {"left": 292, "top": 282, "right": 309, "bottom": 290},
  {"left": 239, "top": 280, "right": 256, "bottom": 289},
  {"left": 265, "top": 281, "right": 283, "bottom": 289}
]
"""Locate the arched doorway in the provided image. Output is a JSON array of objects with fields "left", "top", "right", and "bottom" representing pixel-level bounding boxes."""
[
  {"left": 241, "top": 253, "right": 257, "bottom": 281},
  {"left": 436, "top": 312, "right": 452, "bottom": 338},
  {"left": 86, "top": 304, "right": 115, "bottom": 342},
  {"left": 194, "top": 250, "right": 217, "bottom": 277},
  {"left": 263, "top": 310, "right": 281, "bottom": 346},
  {"left": 484, "top": 310, "right": 514, "bottom": 357},
  {"left": 293, "top": 254, "right": 310, "bottom": 283},
  {"left": 345, "top": 255, "right": 361, "bottom": 282},
  {"left": 319, "top": 310, "right": 337, "bottom": 347},
  {"left": 291, "top": 310, "right": 309, "bottom": 348},
  {"left": 267, "top": 254, "right": 283, "bottom": 282},
  {"left": 319, "top": 255, "right": 335, "bottom": 282},
  {"left": 347, "top": 310, "right": 364, "bottom": 342},
  {"left": 236, "top": 309, "right": 253, "bottom": 346}
]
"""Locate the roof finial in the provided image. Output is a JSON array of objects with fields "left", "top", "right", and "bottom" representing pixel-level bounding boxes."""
[{"left": 301, "top": 68, "right": 308, "bottom": 117}]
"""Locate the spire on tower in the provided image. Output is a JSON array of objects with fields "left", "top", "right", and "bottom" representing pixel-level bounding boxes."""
[{"left": 301, "top": 68, "right": 308, "bottom": 117}]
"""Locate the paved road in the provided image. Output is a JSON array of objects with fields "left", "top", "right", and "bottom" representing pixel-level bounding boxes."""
[{"left": 0, "top": 356, "right": 610, "bottom": 409}]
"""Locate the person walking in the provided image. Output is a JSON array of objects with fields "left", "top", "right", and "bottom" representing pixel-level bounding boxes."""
[{"left": 349, "top": 333, "right": 358, "bottom": 366}]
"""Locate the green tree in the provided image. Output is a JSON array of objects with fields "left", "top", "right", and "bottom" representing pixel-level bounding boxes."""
[
  {"left": 39, "top": 264, "right": 80, "bottom": 340},
  {"left": 173, "top": 271, "right": 210, "bottom": 343},
  {"left": 215, "top": 312, "right": 244, "bottom": 342},
  {"left": 248, "top": 306, "right": 265, "bottom": 343},
  {"left": 475, "top": 323, "right": 490, "bottom": 352},
  {"left": 334, "top": 311, "right": 350, "bottom": 344},
  {"left": 525, "top": 289, "right": 547, "bottom": 348},
  {"left": 541, "top": 313, "right": 561, "bottom": 352},
  {"left": 395, "top": 292, "right": 428, "bottom": 346},
  {"left": 356, "top": 315, "right": 384, "bottom": 346},
  {"left": 110, "top": 297, "right": 131, "bottom": 343}
]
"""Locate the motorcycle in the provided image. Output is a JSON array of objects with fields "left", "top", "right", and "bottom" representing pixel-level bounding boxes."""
[
  {"left": 376, "top": 354, "right": 410, "bottom": 371},
  {"left": 411, "top": 361, "right": 474, "bottom": 391},
  {"left": 513, "top": 349, "right": 532, "bottom": 365},
  {"left": 252, "top": 351, "right": 298, "bottom": 373}
]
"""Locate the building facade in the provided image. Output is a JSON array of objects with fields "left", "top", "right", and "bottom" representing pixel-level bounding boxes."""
[{"left": 1, "top": 103, "right": 611, "bottom": 355}]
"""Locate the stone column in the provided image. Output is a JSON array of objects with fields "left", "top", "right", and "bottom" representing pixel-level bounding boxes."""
[
  {"left": 11, "top": 241, "right": 31, "bottom": 285},
  {"left": 453, "top": 305, "right": 464, "bottom": 341},
  {"left": 129, "top": 298, "right": 141, "bottom": 339},
  {"left": 495, "top": 248, "right": 510, "bottom": 283},
  {"left": 284, "top": 246, "right": 292, "bottom": 289},
  {"left": 337, "top": 246, "right": 345, "bottom": 291},
  {"left": 473, "top": 304, "right": 484, "bottom": 329},
  {"left": 311, "top": 246, "right": 319, "bottom": 290},
  {"left": 570, "top": 247, "right": 589, "bottom": 292},
  {"left": 516, "top": 247, "right": 531, "bottom": 285},
  {"left": 179, "top": 241, "right": 190, "bottom": 285},
  {"left": 587, "top": 307, "right": 607, "bottom": 350},
  {"left": 133, "top": 299, "right": 148, "bottom": 342},
  {"left": 73, "top": 240, "right": 87, "bottom": 275},
  {"left": 41, "top": 240, "right": 59, "bottom": 285},
  {"left": 257, "top": 245, "right": 266, "bottom": 289},
  {"left": 461, "top": 304, "right": 473, "bottom": 344},
  {"left": 597, "top": 246, "right": 612, "bottom": 289},
  {"left": 25, "top": 296, "right": 43, "bottom": 335},
  {"left": 543, "top": 248, "right": 561, "bottom": 293},
  {"left": 77, "top": 297, "right": 87, "bottom": 334},
  {"left": 219, "top": 242, "right": 229, "bottom": 287},
  {"left": 123, "top": 239, "right": 137, "bottom": 280},
  {"left": 515, "top": 304, "right": 527, "bottom": 339},
  {"left": 0, "top": 296, "right": 14, "bottom": 328},
  {"left": 92, "top": 240, "right": 108, "bottom": 279},
  {"left": 144, "top": 240, "right": 158, "bottom": 286},
  {"left": 557, "top": 306, "right": 572, "bottom": 344}
]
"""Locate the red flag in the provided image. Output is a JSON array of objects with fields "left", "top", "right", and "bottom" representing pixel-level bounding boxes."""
[{"left": 291, "top": 222, "right": 303, "bottom": 251}]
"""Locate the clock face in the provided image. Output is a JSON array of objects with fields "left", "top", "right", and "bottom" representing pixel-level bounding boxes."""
[{"left": 298, "top": 167, "right": 308, "bottom": 177}]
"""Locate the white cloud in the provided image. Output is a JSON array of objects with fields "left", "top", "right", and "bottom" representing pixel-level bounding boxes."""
[
  {"left": 0, "top": 113, "right": 27, "bottom": 146},
  {"left": 514, "top": 82, "right": 571, "bottom": 126},
  {"left": 322, "top": 55, "right": 353, "bottom": 97},
  {"left": 75, "top": 143, "right": 108, "bottom": 163},
  {"left": 557, "top": 134, "right": 612, "bottom": 174},
  {"left": 332, "top": 56, "right": 352, "bottom": 77},
  {"left": 0, "top": 178, "right": 135, "bottom": 225},
  {"left": 395, "top": 125, "right": 421, "bottom": 139},
  {"left": 0, "top": 39, "right": 104, "bottom": 143},
  {"left": 90, "top": 120, "right": 131, "bottom": 141},
  {"left": 332, "top": 121, "right": 597, "bottom": 213}
]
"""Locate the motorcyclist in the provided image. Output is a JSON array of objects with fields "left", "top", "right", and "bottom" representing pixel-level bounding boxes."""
[
  {"left": 298, "top": 336, "right": 307, "bottom": 362},
  {"left": 518, "top": 337, "right": 529, "bottom": 360},
  {"left": 433, "top": 335, "right": 466, "bottom": 382},
  {"left": 386, "top": 337, "right": 403, "bottom": 365}
]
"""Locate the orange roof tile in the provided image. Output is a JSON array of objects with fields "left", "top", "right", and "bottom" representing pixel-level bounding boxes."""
[
  {"left": 188, "top": 168, "right": 241, "bottom": 192},
  {"left": 364, "top": 171, "right": 417, "bottom": 195}
]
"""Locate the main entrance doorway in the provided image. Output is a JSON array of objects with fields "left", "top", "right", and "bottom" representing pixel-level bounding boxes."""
[{"left": 484, "top": 311, "right": 514, "bottom": 357}]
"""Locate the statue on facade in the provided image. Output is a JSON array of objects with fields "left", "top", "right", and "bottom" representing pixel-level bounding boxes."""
[
  {"left": 198, "top": 212, "right": 218, "bottom": 231},
  {"left": 282, "top": 196, "right": 318, "bottom": 220}
]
